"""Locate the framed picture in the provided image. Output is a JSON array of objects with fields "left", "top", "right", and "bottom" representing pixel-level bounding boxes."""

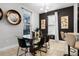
[
  {"left": 61, "top": 16, "right": 68, "bottom": 29},
  {"left": 41, "top": 19, "right": 46, "bottom": 29},
  {"left": 6, "top": 9, "right": 21, "bottom": 25},
  {"left": 0, "top": 8, "right": 3, "bottom": 20}
]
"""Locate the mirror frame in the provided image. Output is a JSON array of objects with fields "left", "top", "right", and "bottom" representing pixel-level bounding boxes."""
[
  {"left": 6, "top": 9, "right": 21, "bottom": 25},
  {"left": 0, "top": 8, "right": 3, "bottom": 20}
]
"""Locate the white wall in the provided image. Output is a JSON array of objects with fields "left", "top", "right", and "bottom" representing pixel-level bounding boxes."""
[
  {"left": 0, "top": 3, "right": 39, "bottom": 50},
  {"left": 31, "top": 12, "right": 39, "bottom": 31}
]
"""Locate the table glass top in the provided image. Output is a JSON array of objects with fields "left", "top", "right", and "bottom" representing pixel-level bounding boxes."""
[{"left": 23, "top": 34, "right": 32, "bottom": 39}]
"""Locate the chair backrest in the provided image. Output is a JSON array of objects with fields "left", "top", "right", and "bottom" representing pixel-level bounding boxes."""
[
  {"left": 35, "top": 32, "right": 40, "bottom": 39},
  {"left": 17, "top": 38, "right": 26, "bottom": 48},
  {"left": 64, "top": 33, "right": 76, "bottom": 47},
  {"left": 46, "top": 35, "right": 50, "bottom": 42},
  {"left": 60, "top": 31, "right": 65, "bottom": 40}
]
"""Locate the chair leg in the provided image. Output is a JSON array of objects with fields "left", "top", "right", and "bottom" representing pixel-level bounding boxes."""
[
  {"left": 46, "top": 43, "right": 48, "bottom": 53},
  {"left": 64, "top": 45, "right": 70, "bottom": 56},
  {"left": 77, "top": 50, "right": 79, "bottom": 56},
  {"left": 25, "top": 48, "right": 27, "bottom": 56},
  {"left": 17, "top": 47, "right": 20, "bottom": 56},
  {"left": 48, "top": 42, "right": 50, "bottom": 49},
  {"left": 40, "top": 50, "right": 42, "bottom": 56},
  {"left": 68, "top": 45, "right": 70, "bottom": 56}
]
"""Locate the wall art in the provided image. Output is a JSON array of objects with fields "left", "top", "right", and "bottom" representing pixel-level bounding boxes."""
[
  {"left": 0, "top": 8, "right": 3, "bottom": 20},
  {"left": 41, "top": 19, "right": 46, "bottom": 29},
  {"left": 6, "top": 9, "right": 21, "bottom": 25},
  {"left": 61, "top": 16, "right": 68, "bottom": 29}
]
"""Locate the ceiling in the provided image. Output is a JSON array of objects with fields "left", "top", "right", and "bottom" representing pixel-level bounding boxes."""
[{"left": 24, "top": 3, "right": 74, "bottom": 14}]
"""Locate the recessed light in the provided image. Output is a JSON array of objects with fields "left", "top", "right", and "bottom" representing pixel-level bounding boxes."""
[
  {"left": 45, "top": 9, "right": 47, "bottom": 12},
  {"left": 40, "top": 8, "right": 43, "bottom": 10},
  {"left": 46, "top": 6, "right": 49, "bottom": 10}
]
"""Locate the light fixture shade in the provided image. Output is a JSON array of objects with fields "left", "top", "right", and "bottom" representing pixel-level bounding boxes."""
[
  {"left": 6, "top": 9, "right": 21, "bottom": 25},
  {"left": 0, "top": 8, "right": 3, "bottom": 20}
]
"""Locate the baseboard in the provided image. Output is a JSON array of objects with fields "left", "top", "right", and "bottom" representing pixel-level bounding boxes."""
[{"left": 0, "top": 44, "right": 18, "bottom": 51}]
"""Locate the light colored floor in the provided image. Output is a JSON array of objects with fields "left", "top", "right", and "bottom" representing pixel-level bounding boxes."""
[
  {"left": 35, "top": 40, "right": 67, "bottom": 56},
  {"left": 0, "top": 39, "right": 78, "bottom": 56}
]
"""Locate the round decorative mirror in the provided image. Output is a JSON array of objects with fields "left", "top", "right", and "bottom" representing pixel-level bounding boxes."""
[
  {"left": 6, "top": 10, "right": 21, "bottom": 25},
  {"left": 0, "top": 8, "right": 3, "bottom": 20}
]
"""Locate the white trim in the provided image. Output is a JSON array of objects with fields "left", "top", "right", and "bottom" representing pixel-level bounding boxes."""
[
  {"left": 55, "top": 12, "right": 59, "bottom": 41},
  {"left": 0, "top": 44, "right": 18, "bottom": 51},
  {"left": 74, "top": 3, "right": 78, "bottom": 33}
]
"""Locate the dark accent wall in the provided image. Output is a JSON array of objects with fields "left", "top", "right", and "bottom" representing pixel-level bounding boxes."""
[
  {"left": 39, "top": 13, "right": 48, "bottom": 36},
  {"left": 78, "top": 7, "right": 79, "bottom": 33},
  {"left": 39, "top": 6, "right": 74, "bottom": 40}
]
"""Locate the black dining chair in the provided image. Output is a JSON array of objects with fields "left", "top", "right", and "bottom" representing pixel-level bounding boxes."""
[
  {"left": 17, "top": 38, "right": 28, "bottom": 56},
  {"left": 39, "top": 35, "right": 48, "bottom": 54},
  {"left": 32, "top": 31, "right": 49, "bottom": 56},
  {"left": 23, "top": 37, "right": 33, "bottom": 56}
]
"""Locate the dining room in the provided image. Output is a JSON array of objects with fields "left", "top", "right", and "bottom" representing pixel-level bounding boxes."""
[{"left": 0, "top": 3, "right": 79, "bottom": 56}]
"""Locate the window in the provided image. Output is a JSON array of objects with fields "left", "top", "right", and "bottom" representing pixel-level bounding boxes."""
[
  {"left": 21, "top": 7, "right": 32, "bottom": 35},
  {"left": 48, "top": 15, "right": 56, "bottom": 35}
]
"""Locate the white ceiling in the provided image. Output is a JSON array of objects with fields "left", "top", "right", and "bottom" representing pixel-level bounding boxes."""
[{"left": 24, "top": 3, "right": 74, "bottom": 14}]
